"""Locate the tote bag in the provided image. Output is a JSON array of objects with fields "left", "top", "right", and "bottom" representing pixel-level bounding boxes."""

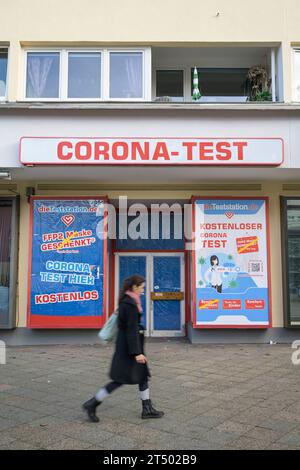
[{"left": 98, "top": 309, "right": 118, "bottom": 343}]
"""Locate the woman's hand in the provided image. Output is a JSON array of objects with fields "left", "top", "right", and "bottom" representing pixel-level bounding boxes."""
[{"left": 135, "top": 354, "right": 147, "bottom": 364}]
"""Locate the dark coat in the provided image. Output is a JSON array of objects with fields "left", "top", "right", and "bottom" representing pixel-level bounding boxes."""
[{"left": 109, "top": 295, "right": 151, "bottom": 385}]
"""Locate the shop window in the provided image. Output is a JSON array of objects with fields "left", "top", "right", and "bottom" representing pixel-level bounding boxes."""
[
  {"left": 0, "top": 48, "right": 8, "bottom": 99},
  {"left": 281, "top": 197, "right": 300, "bottom": 327},
  {"left": 0, "top": 198, "right": 19, "bottom": 329},
  {"left": 26, "top": 52, "right": 60, "bottom": 99},
  {"left": 68, "top": 52, "right": 102, "bottom": 99},
  {"left": 190, "top": 67, "right": 249, "bottom": 97},
  {"left": 109, "top": 52, "right": 143, "bottom": 99},
  {"left": 156, "top": 70, "right": 184, "bottom": 102},
  {"left": 292, "top": 49, "right": 300, "bottom": 102}
]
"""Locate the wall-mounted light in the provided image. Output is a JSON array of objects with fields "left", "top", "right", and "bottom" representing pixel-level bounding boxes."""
[{"left": 0, "top": 170, "right": 11, "bottom": 180}]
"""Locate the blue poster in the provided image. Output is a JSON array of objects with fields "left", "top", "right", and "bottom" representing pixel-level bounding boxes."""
[
  {"left": 29, "top": 198, "right": 106, "bottom": 321},
  {"left": 193, "top": 198, "right": 270, "bottom": 327}
]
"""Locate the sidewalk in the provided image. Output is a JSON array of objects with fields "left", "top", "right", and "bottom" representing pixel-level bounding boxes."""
[{"left": 0, "top": 340, "right": 300, "bottom": 450}]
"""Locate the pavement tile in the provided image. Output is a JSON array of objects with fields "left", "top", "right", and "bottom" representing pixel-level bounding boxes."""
[{"left": 276, "top": 429, "right": 300, "bottom": 447}]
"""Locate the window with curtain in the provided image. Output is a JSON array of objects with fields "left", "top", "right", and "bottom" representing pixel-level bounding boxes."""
[
  {"left": 26, "top": 52, "right": 60, "bottom": 98},
  {"left": 0, "top": 49, "right": 8, "bottom": 98},
  {"left": 0, "top": 204, "right": 12, "bottom": 326},
  {"left": 68, "top": 52, "right": 102, "bottom": 98},
  {"left": 109, "top": 52, "right": 143, "bottom": 99}
]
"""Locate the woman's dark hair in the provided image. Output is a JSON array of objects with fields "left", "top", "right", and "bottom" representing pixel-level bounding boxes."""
[
  {"left": 210, "top": 255, "right": 219, "bottom": 266},
  {"left": 119, "top": 274, "right": 145, "bottom": 302}
]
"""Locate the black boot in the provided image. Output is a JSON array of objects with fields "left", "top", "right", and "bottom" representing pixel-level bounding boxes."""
[
  {"left": 141, "top": 399, "right": 164, "bottom": 419},
  {"left": 82, "top": 397, "right": 101, "bottom": 423}
]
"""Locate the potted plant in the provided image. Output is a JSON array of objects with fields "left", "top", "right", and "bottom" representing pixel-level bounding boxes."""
[{"left": 247, "top": 65, "right": 272, "bottom": 101}]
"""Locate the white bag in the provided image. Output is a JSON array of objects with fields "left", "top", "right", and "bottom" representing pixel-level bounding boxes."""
[{"left": 98, "top": 309, "right": 118, "bottom": 343}]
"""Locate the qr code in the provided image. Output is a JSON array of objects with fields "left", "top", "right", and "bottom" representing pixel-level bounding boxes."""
[{"left": 249, "top": 261, "right": 263, "bottom": 273}]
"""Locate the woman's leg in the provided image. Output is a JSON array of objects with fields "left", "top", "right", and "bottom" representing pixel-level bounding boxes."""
[
  {"left": 83, "top": 381, "right": 123, "bottom": 423},
  {"left": 138, "top": 380, "right": 150, "bottom": 401},
  {"left": 139, "top": 380, "right": 164, "bottom": 419},
  {"left": 95, "top": 381, "right": 123, "bottom": 401}
]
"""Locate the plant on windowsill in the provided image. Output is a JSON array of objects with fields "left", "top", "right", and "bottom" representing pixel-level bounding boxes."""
[
  {"left": 253, "top": 89, "right": 272, "bottom": 101},
  {"left": 247, "top": 65, "right": 272, "bottom": 102}
]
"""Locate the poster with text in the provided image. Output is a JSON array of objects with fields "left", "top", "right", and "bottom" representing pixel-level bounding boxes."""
[
  {"left": 192, "top": 198, "right": 271, "bottom": 328},
  {"left": 28, "top": 197, "right": 107, "bottom": 328}
]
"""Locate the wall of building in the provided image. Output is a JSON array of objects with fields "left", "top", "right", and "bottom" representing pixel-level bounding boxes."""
[{"left": 0, "top": 0, "right": 300, "bottom": 102}]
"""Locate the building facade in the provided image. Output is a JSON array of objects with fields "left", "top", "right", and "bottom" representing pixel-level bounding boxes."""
[{"left": 1, "top": 0, "right": 300, "bottom": 344}]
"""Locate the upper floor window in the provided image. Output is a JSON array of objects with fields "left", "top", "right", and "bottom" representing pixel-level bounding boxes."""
[
  {"left": 26, "top": 52, "right": 60, "bottom": 98},
  {"left": 109, "top": 51, "right": 143, "bottom": 99},
  {"left": 156, "top": 69, "right": 184, "bottom": 102},
  {"left": 190, "top": 68, "right": 249, "bottom": 97},
  {"left": 293, "top": 48, "right": 300, "bottom": 102},
  {"left": 24, "top": 48, "right": 150, "bottom": 101},
  {"left": 0, "top": 48, "right": 8, "bottom": 100},
  {"left": 68, "top": 52, "right": 101, "bottom": 99}
]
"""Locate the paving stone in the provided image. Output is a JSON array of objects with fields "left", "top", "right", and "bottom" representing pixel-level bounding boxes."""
[
  {"left": 276, "top": 429, "right": 300, "bottom": 447},
  {"left": 215, "top": 420, "right": 254, "bottom": 435},
  {"left": 258, "top": 418, "right": 299, "bottom": 434},
  {"left": 101, "top": 435, "right": 139, "bottom": 450},
  {"left": 45, "top": 438, "right": 93, "bottom": 450},
  {"left": 1, "top": 440, "right": 41, "bottom": 450}
]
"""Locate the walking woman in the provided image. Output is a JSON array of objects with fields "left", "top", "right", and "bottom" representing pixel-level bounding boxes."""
[{"left": 82, "top": 274, "right": 164, "bottom": 423}]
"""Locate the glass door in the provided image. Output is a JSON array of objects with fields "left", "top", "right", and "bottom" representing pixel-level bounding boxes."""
[{"left": 150, "top": 254, "right": 185, "bottom": 337}]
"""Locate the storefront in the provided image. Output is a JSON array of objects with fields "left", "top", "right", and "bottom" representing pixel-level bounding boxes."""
[{"left": 1, "top": 105, "right": 300, "bottom": 344}]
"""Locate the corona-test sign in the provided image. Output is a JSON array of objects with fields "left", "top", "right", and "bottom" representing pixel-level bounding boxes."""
[
  {"left": 192, "top": 197, "right": 271, "bottom": 328},
  {"left": 27, "top": 197, "right": 107, "bottom": 328}
]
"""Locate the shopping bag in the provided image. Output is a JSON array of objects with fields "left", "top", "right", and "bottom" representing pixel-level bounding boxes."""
[{"left": 98, "top": 309, "right": 118, "bottom": 343}]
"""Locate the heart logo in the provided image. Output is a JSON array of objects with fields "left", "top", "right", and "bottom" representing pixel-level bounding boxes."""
[
  {"left": 225, "top": 212, "right": 234, "bottom": 219},
  {"left": 61, "top": 215, "right": 75, "bottom": 227}
]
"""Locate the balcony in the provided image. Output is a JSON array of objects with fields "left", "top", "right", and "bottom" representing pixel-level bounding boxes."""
[{"left": 152, "top": 46, "right": 282, "bottom": 103}]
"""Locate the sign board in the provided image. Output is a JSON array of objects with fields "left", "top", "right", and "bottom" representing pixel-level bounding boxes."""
[
  {"left": 20, "top": 137, "right": 284, "bottom": 166},
  {"left": 27, "top": 197, "right": 107, "bottom": 328},
  {"left": 151, "top": 292, "right": 184, "bottom": 301},
  {"left": 192, "top": 197, "right": 271, "bottom": 328}
]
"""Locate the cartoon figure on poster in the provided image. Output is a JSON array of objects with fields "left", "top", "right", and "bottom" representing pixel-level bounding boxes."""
[{"left": 203, "top": 254, "right": 241, "bottom": 294}]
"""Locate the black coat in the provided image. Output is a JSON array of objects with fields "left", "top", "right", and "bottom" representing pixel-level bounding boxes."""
[{"left": 109, "top": 295, "right": 151, "bottom": 385}]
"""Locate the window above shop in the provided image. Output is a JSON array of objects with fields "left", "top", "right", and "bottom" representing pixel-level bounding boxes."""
[
  {"left": 0, "top": 48, "right": 8, "bottom": 100},
  {"left": 190, "top": 68, "right": 250, "bottom": 98},
  {"left": 24, "top": 48, "right": 151, "bottom": 101},
  {"left": 156, "top": 69, "right": 184, "bottom": 102},
  {"left": 292, "top": 48, "right": 300, "bottom": 102}
]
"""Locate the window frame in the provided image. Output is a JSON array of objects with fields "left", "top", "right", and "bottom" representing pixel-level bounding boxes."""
[
  {"left": 23, "top": 47, "right": 151, "bottom": 102},
  {"left": 280, "top": 196, "right": 300, "bottom": 328},
  {"left": 65, "top": 49, "right": 104, "bottom": 101},
  {"left": 153, "top": 67, "right": 186, "bottom": 102},
  {"left": 292, "top": 47, "right": 300, "bottom": 103},
  {"left": 106, "top": 48, "right": 150, "bottom": 101},
  {"left": 24, "top": 48, "right": 62, "bottom": 101},
  {"left": 0, "top": 197, "right": 19, "bottom": 329},
  {"left": 0, "top": 46, "right": 9, "bottom": 101}
]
